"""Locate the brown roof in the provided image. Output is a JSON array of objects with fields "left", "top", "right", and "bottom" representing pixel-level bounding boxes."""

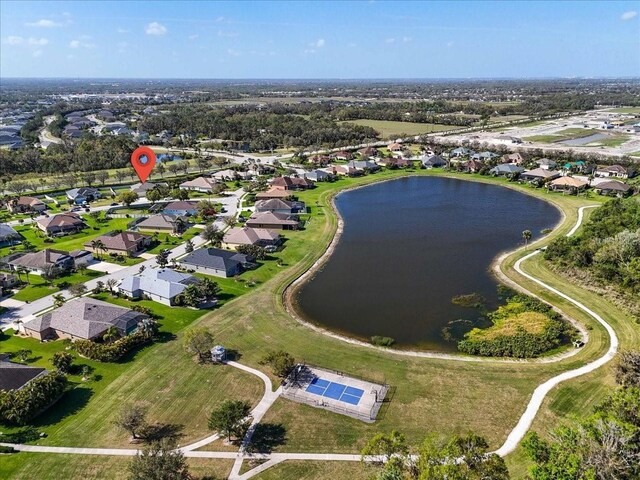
[
  {"left": 37, "top": 213, "right": 84, "bottom": 230},
  {"left": 84, "top": 231, "right": 150, "bottom": 252},
  {"left": 595, "top": 180, "right": 631, "bottom": 192},
  {"left": 522, "top": 168, "right": 560, "bottom": 179},
  {"left": 16, "top": 196, "right": 45, "bottom": 207},
  {"left": 179, "top": 177, "right": 218, "bottom": 190},
  {"left": 550, "top": 177, "right": 588, "bottom": 188},
  {"left": 597, "top": 165, "right": 627, "bottom": 174},
  {"left": 255, "top": 188, "right": 293, "bottom": 199},
  {"left": 223, "top": 226, "right": 280, "bottom": 246},
  {"left": 246, "top": 211, "right": 300, "bottom": 227},
  {"left": 8, "top": 249, "right": 72, "bottom": 269}
]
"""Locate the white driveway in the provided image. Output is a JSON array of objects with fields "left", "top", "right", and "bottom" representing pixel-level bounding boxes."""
[{"left": 87, "top": 262, "right": 129, "bottom": 274}]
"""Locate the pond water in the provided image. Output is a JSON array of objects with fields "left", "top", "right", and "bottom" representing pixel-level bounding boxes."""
[
  {"left": 293, "top": 176, "right": 561, "bottom": 351},
  {"left": 560, "top": 133, "right": 608, "bottom": 146}
]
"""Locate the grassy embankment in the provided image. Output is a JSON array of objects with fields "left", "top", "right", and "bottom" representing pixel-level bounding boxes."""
[{"left": 2, "top": 169, "right": 637, "bottom": 480}]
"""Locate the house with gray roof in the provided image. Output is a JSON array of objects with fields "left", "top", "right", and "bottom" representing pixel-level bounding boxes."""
[
  {"left": 23, "top": 297, "right": 148, "bottom": 341},
  {"left": 118, "top": 268, "right": 199, "bottom": 306},
  {"left": 137, "top": 214, "right": 187, "bottom": 234},
  {"left": 37, "top": 213, "right": 85, "bottom": 236},
  {"left": 246, "top": 211, "right": 301, "bottom": 230},
  {"left": 66, "top": 187, "right": 101, "bottom": 204},
  {"left": 222, "top": 227, "right": 282, "bottom": 249},
  {"left": 471, "top": 151, "right": 499, "bottom": 161},
  {"left": 4, "top": 248, "right": 74, "bottom": 275},
  {"left": 302, "top": 169, "right": 331, "bottom": 182},
  {"left": 450, "top": 147, "right": 474, "bottom": 157},
  {"left": 520, "top": 168, "right": 561, "bottom": 182},
  {"left": 0, "top": 358, "right": 47, "bottom": 391},
  {"left": 179, "top": 247, "right": 255, "bottom": 278},
  {"left": 254, "top": 199, "right": 306, "bottom": 215},
  {"left": 346, "top": 160, "right": 380, "bottom": 171},
  {"left": 421, "top": 155, "right": 447, "bottom": 168},
  {"left": 594, "top": 180, "right": 632, "bottom": 197},
  {"left": 489, "top": 164, "right": 525, "bottom": 176},
  {"left": 0, "top": 224, "right": 20, "bottom": 247}
]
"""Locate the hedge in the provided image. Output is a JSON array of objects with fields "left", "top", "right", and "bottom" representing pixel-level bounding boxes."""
[
  {"left": 0, "top": 372, "right": 67, "bottom": 425},
  {"left": 75, "top": 331, "right": 152, "bottom": 362}
]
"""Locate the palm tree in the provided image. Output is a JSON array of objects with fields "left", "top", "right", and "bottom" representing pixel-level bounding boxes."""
[
  {"left": 91, "top": 240, "right": 106, "bottom": 260},
  {"left": 105, "top": 278, "right": 118, "bottom": 295},
  {"left": 522, "top": 230, "right": 532, "bottom": 249},
  {"left": 103, "top": 326, "right": 120, "bottom": 344},
  {"left": 52, "top": 294, "right": 66, "bottom": 308}
]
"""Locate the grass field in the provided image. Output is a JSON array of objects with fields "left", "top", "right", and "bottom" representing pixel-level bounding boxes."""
[
  {"left": 604, "top": 107, "right": 640, "bottom": 114},
  {"left": 338, "top": 119, "right": 461, "bottom": 137},
  {"left": 1, "top": 169, "right": 636, "bottom": 480}
]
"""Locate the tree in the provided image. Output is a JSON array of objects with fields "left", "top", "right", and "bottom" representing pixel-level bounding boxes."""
[
  {"left": 236, "top": 244, "right": 266, "bottom": 260},
  {"left": 146, "top": 188, "right": 162, "bottom": 203},
  {"left": 171, "top": 188, "right": 190, "bottom": 201},
  {"left": 259, "top": 350, "right": 295, "bottom": 377},
  {"left": 83, "top": 172, "right": 97, "bottom": 187},
  {"left": 91, "top": 239, "right": 106, "bottom": 259},
  {"left": 68, "top": 283, "right": 87, "bottom": 297},
  {"left": 167, "top": 163, "right": 180, "bottom": 177},
  {"left": 196, "top": 200, "right": 217, "bottom": 220},
  {"left": 201, "top": 223, "right": 223, "bottom": 247},
  {"left": 156, "top": 249, "right": 170, "bottom": 268},
  {"left": 103, "top": 325, "right": 121, "bottom": 344},
  {"left": 183, "top": 327, "right": 215, "bottom": 363},
  {"left": 106, "top": 278, "right": 118, "bottom": 294},
  {"left": 51, "top": 352, "right": 73, "bottom": 373},
  {"left": 155, "top": 163, "right": 166, "bottom": 178},
  {"left": 208, "top": 400, "right": 252, "bottom": 442},
  {"left": 522, "top": 229, "right": 532, "bottom": 249},
  {"left": 184, "top": 239, "right": 194, "bottom": 253},
  {"left": 222, "top": 215, "right": 236, "bottom": 228},
  {"left": 115, "top": 170, "right": 127, "bottom": 184},
  {"left": 96, "top": 170, "right": 110, "bottom": 186},
  {"left": 361, "top": 430, "right": 409, "bottom": 463},
  {"left": 52, "top": 294, "right": 66, "bottom": 308},
  {"left": 114, "top": 405, "right": 148, "bottom": 440},
  {"left": 196, "top": 157, "right": 211, "bottom": 173},
  {"left": 15, "top": 349, "right": 32, "bottom": 363},
  {"left": 118, "top": 191, "right": 139, "bottom": 207},
  {"left": 614, "top": 350, "right": 640, "bottom": 387},
  {"left": 128, "top": 438, "right": 190, "bottom": 480}
]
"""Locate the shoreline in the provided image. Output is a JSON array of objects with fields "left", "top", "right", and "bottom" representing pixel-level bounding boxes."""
[{"left": 282, "top": 172, "right": 588, "bottom": 364}]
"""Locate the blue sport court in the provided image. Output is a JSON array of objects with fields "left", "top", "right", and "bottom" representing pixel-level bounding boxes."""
[{"left": 305, "top": 377, "right": 365, "bottom": 405}]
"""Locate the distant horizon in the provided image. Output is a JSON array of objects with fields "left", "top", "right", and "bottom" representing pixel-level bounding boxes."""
[
  {"left": 2, "top": 1, "right": 638, "bottom": 78},
  {"left": 2, "top": 76, "right": 640, "bottom": 81}
]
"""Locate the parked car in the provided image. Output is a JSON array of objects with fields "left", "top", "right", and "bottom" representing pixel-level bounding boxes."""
[
  {"left": 264, "top": 245, "right": 278, "bottom": 253},
  {"left": 110, "top": 202, "right": 119, "bottom": 206}
]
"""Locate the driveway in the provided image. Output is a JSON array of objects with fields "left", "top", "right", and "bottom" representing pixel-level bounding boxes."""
[{"left": 87, "top": 262, "right": 129, "bottom": 274}]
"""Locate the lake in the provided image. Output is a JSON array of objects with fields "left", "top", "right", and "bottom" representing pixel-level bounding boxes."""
[
  {"left": 560, "top": 133, "right": 608, "bottom": 146},
  {"left": 293, "top": 176, "right": 562, "bottom": 351}
]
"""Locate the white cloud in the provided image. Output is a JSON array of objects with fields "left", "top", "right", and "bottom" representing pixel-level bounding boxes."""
[
  {"left": 218, "top": 30, "right": 238, "bottom": 37},
  {"left": 32, "top": 49, "right": 43, "bottom": 57},
  {"left": 188, "top": 34, "right": 199, "bottom": 40},
  {"left": 621, "top": 10, "right": 638, "bottom": 20},
  {"left": 25, "top": 19, "right": 62, "bottom": 28},
  {"left": 308, "top": 38, "right": 325, "bottom": 48},
  {"left": 227, "top": 48, "right": 241, "bottom": 56},
  {"left": 145, "top": 22, "right": 167, "bottom": 36},
  {"left": 69, "top": 39, "right": 95, "bottom": 49},
  {"left": 28, "top": 38, "right": 49, "bottom": 46},
  {"left": 6, "top": 36, "right": 24, "bottom": 45},
  {"left": 385, "top": 37, "right": 396, "bottom": 43}
]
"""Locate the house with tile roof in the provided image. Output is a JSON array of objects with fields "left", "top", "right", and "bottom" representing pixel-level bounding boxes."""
[
  {"left": 222, "top": 227, "right": 282, "bottom": 249},
  {"left": 118, "top": 268, "right": 199, "bottom": 306},
  {"left": 179, "top": 247, "right": 255, "bottom": 278},
  {"left": 84, "top": 231, "right": 151, "bottom": 256},
  {"left": 36, "top": 213, "right": 85, "bottom": 236}
]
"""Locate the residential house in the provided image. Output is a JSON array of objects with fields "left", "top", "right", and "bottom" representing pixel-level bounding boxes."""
[
  {"left": 179, "top": 247, "right": 255, "bottom": 278},
  {"left": 302, "top": 169, "right": 331, "bottom": 182},
  {"left": 536, "top": 158, "right": 558, "bottom": 170},
  {"left": 7, "top": 196, "right": 47, "bottom": 214},
  {"left": 422, "top": 155, "right": 447, "bottom": 168},
  {"left": 246, "top": 211, "right": 301, "bottom": 230},
  {"left": 118, "top": 268, "right": 199, "bottom": 306},
  {"left": 594, "top": 165, "right": 631, "bottom": 179},
  {"left": 0, "top": 359, "right": 47, "bottom": 391},
  {"left": 0, "top": 224, "right": 20, "bottom": 247},
  {"left": 0, "top": 273, "right": 19, "bottom": 297},
  {"left": 136, "top": 214, "right": 187, "bottom": 234},
  {"left": 489, "top": 164, "right": 525, "bottom": 176},
  {"left": 22, "top": 297, "right": 149, "bottom": 341},
  {"left": 450, "top": 147, "right": 474, "bottom": 157},
  {"left": 308, "top": 155, "right": 331, "bottom": 166},
  {"left": 520, "top": 168, "right": 561, "bottom": 183},
  {"left": 84, "top": 231, "right": 151, "bottom": 256},
  {"left": 222, "top": 227, "right": 282, "bottom": 249},
  {"left": 179, "top": 177, "right": 219, "bottom": 193},
  {"left": 255, "top": 188, "right": 295, "bottom": 200},
  {"left": 254, "top": 199, "right": 306, "bottom": 215},
  {"left": 379, "top": 157, "right": 414, "bottom": 168},
  {"left": 463, "top": 159, "right": 484, "bottom": 173},
  {"left": 331, "top": 151, "right": 353, "bottom": 161},
  {"left": 471, "top": 151, "right": 499, "bottom": 162},
  {"left": 501, "top": 152, "right": 526, "bottom": 165},
  {"left": 36, "top": 213, "right": 85, "bottom": 236},
  {"left": 347, "top": 160, "right": 380, "bottom": 171},
  {"left": 549, "top": 176, "right": 589, "bottom": 193},
  {"left": 387, "top": 142, "right": 403, "bottom": 152},
  {"left": 211, "top": 169, "right": 251, "bottom": 181},
  {"left": 5, "top": 248, "right": 74, "bottom": 275},
  {"left": 357, "top": 147, "right": 378, "bottom": 158},
  {"left": 323, "top": 165, "right": 363, "bottom": 177},
  {"left": 594, "top": 181, "right": 632, "bottom": 197},
  {"left": 270, "top": 176, "right": 315, "bottom": 191},
  {"left": 66, "top": 187, "right": 101, "bottom": 204},
  {"left": 130, "top": 182, "right": 167, "bottom": 196},
  {"left": 162, "top": 200, "right": 199, "bottom": 217},
  {"left": 563, "top": 161, "right": 589, "bottom": 173}
]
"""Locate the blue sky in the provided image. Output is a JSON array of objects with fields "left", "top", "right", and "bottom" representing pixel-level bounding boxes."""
[{"left": 1, "top": 1, "right": 638, "bottom": 78}]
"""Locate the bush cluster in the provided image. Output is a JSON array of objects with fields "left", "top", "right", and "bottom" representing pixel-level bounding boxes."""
[
  {"left": 75, "top": 331, "right": 152, "bottom": 362},
  {"left": 0, "top": 372, "right": 67, "bottom": 425}
]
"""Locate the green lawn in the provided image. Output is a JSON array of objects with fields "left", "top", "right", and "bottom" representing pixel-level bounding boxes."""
[
  {"left": 338, "top": 119, "right": 461, "bottom": 137},
  {"left": 604, "top": 106, "right": 640, "bottom": 114},
  {"left": 1, "top": 169, "right": 636, "bottom": 480},
  {"left": 10, "top": 270, "right": 105, "bottom": 302}
]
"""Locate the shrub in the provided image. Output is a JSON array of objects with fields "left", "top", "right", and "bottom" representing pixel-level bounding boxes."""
[
  {"left": 75, "top": 331, "right": 153, "bottom": 362},
  {"left": 0, "top": 372, "right": 67, "bottom": 425},
  {"left": 0, "top": 445, "right": 16, "bottom": 454},
  {"left": 370, "top": 336, "right": 395, "bottom": 347}
]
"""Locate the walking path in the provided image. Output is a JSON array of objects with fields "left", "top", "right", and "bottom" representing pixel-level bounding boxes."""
[{"left": 0, "top": 205, "right": 619, "bottom": 479}]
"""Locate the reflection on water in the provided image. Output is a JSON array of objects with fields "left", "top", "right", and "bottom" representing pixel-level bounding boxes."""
[{"left": 294, "top": 176, "right": 561, "bottom": 351}]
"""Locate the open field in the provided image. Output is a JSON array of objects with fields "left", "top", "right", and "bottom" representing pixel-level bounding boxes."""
[
  {"left": 1, "top": 169, "right": 636, "bottom": 480},
  {"left": 339, "top": 119, "right": 461, "bottom": 137},
  {"left": 604, "top": 107, "right": 640, "bottom": 114}
]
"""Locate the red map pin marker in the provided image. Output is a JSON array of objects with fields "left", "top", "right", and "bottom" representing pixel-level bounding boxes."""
[{"left": 130, "top": 146, "right": 156, "bottom": 183}]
